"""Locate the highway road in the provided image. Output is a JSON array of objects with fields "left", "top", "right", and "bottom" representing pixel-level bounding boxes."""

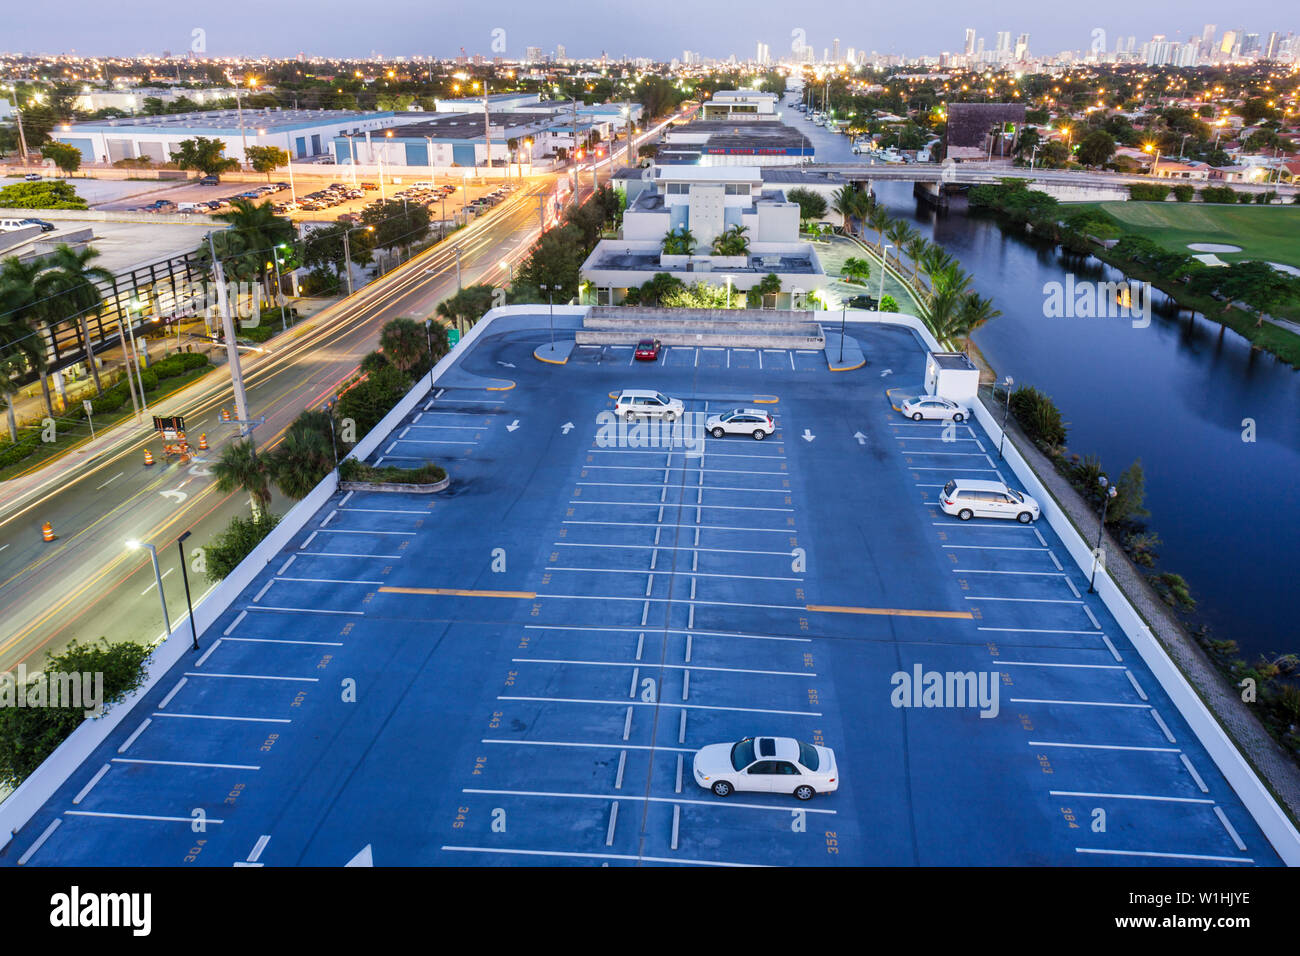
[{"left": 0, "top": 174, "right": 575, "bottom": 674}]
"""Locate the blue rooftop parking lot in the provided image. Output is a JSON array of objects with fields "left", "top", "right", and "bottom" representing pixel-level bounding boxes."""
[{"left": 1, "top": 314, "right": 1286, "bottom": 867}]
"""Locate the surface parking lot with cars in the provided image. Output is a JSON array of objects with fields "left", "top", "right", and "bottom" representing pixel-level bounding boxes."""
[{"left": 1, "top": 318, "right": 1282, "bottom": 867}]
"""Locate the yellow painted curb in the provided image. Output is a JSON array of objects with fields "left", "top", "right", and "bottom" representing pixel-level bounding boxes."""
[
  {"left": 829, "top": 360, "right": 866, "bottom": 372},
  {"left": 486, "top": 380, "right": 516, "bottom": 391},
  {"left": 753, "top": 395, "right": 780, "bottom": 404},
  {"left": 535, "top": 351, "right": 568, "bottom": 365}
]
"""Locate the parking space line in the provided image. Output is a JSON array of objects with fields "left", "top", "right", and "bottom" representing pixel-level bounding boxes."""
[
  {"left": 152, "top": 712, "right": 292, "bottom": 723},
  {"left": 580, "top": 465, "right": 788, "bottom": 476},
  {"left": 1150, "top": 710, "right": 1177, "bottom": 742},
  {"left": 225, "top": 637, "right": 344, "bottom": 646},
  {"left": 1076, "top": 848, "right": 1251, "bottom": 863},
  {"left": 1001, "top": 661, "right": 1124, "bottom": 670},
  {"left": 183, "top": 671, "right": 319, "bottom": 682},
  {"left": 1010, "top": 698, "right": 1150, "bottom": 708},
  {"left": 524, "top": 624, "right": 810, "bottom": 643},
  {"left": 943, "top": 545, "right": 1049, "bottom": 552},
  {"left": 441, "top": 846, "right": 762, "bottom": 867},
  {"left": 538, "top": 592, "right": 805, "bottom": 611},
  {"left": 194, "top": 640, "right": 221, "bottom": 667},
  {"left": 1214, "top": 807, "right": 1248, "bottom": 850},
  {"left": 112, "top": 758, "right": 261, "bottom": 770},
  {"left": 565, "top": 520, "right": 794, "bottom": 534},
  {"left": 118, "top": 719, "right": 151, "bottom": 753},
  {"left": 808, "top": 604, "right": 973, "bottom": 620},
  {"left": 278, "top": 575, "right": 385, "bottom": 585},
  {"left": 158, "top": 678, "right": 187, "bottom": 709},
  {"left": 951, "top": 569, "right": 1066, "bottom": 577},
  {"left": 1050, "top": 790, "right": 1213, "bottom": 805},
  {"left": 965, "top": 596, "right": 1083, "bottom": 604},
  {"left": 547, "top": 566, "right": 801, "bottom": 582},
  {"left": 17, "top": 820, "right": 61, "bottom": 865},
  {"left": 930, "top": 522, "right": 1037, "bottom": 530},
  {"left": 1101, "top": 635, "right": 1123, "bottom": 662},
  {"left": 482, "top": 738, "right": 695, "bottom": 753},
  {"left": 72, "top": 764, "right": 111, "bottom": 805},
  {"left": 247, "top": 606, "right": 364, "bottom": 616},
  {"left": 462, "top": 788, "right": 836, "bottom": 815},
  {"left": 977, "top": 627, "right": 1103, "bottom": 635},
  {"left": 577, "top": 481, "right": 787, "bottom": 494},
  {"left": 1180, "top": 754, "right": 1210, "bottom": 793},
  {"left": 223, "top": 611, "right": 247, "bottom": 635},
  {"left": 1029, "top": 740, "right": 1180, "bottom": 753},
  {"left": 314, "top": 529, "right": 416, "bottom": 535},
  {"left": 498, "top": 696, "right": 819, "bottom": 716},
  {"left": 65, "top": 811, "right": 227, "bottom": 824},
  {"left": 1124, "top": 670, "right": 1149, "bottom": 701},
  {"left": 340, "top": 508, "right": 428, "bottom": 515},
  {"left": 1084, "top": 606, "right": 1102, "bottom": 629},
  {"left": 568, "top": 500, "right": 794, "bottom": 513},
  {"left": 379, "top": 586, "right": 535, "bottom": 599},
  {"left": 299, "top": 551, "right": 405, "bottom": 559},
  {"left": 511, "top": 658, "right": 813, "bottom": 677}
]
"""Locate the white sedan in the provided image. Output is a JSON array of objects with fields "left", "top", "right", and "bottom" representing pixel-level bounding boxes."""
[
  {"left": 705, "top": 408, "right": 775, "bottom": 441},
  {"left": 900, "top": 395, "right": 970, "bottom": 422},
  {"left": 693, "top": 736, "right": 838, "bottom": 801}
]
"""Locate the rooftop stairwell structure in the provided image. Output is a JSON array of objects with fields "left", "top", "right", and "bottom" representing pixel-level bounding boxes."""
[{"left": 575, "top": 307, "right": 826, "bottom": 351}]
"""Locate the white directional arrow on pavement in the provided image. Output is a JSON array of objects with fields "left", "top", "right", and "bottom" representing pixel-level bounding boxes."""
[
  {"left": 497, "top": 361, "right": 516, "bottom": 369},
  {"left": 160, "top": 489, "right": 188, "bottom": 504},
  {"left": 345, "top": 845, "right": 373, "bottom": 867},
  {"left": 506, "top": 420, "right": 521, "bottom": 432},
  {"left": 561, "top": 422, "right": 575, "bottom": 434},
  {"left": 880, "top": 368, "right": 893, "bottom": 378},
  {"left": 854, "top": 431, "right": 867, "bottom": 445},
  {"left": 801, "top": 429, "right": 815, "bottom": 443}
]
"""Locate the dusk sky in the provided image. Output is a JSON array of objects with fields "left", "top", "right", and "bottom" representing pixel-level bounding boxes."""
[{"left": 5, "top": 1, "right": 1294, "bottom": 60}]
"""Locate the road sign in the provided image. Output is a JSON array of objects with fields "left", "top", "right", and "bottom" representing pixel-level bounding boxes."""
[{"left": 448, "top": 328, "right": 461, "bottom": 346}]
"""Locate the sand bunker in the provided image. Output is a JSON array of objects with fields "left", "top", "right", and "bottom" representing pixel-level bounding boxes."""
[
  {"left": 1187, "top": 243, "right": 1242, "bottom": 253},
  {"left": 1268, "top": 262, "right": 1300, "bottom": 277}
]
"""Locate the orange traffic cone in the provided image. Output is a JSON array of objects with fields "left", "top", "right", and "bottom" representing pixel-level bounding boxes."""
[
  {"left": 41, "top": 521, "right": 55, "bottom": 543},
  {"left": 144, "top": 448, "right": 155, "bottom": 466},
  {"left": 220, "top": 408, "right": 231, "bottom": 422},
  {"left": 198, "top": 432, "right": 209, "bottom": 451}
]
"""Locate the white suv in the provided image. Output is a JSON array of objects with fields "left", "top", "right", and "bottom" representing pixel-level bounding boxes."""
[
  {"left": 939, "top": 478, "right": 1040, "bottom": 523},
  {"left": 614, "top": 389, "right": 684, "bottom": 422}
]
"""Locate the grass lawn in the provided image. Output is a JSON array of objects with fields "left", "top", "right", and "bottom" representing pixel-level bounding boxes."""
[{"left": 1069, "top": 202, "right": 1300, "bottom": 268}]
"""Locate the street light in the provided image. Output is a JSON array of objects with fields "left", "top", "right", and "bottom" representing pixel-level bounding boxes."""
[
  {"left": 877, "top": 243, "right": 892, "bottom": 308},
  {"left": 127, "top": 539, "right": 171, "bottom": 637},
  {"left": 540, "top": 283, "right": 561, "bottom": 352},
  {"left": 340, "top": 225, "right": 373, "bottom": 296},
  {"left": 1087, "top": 476, "right": 1119, "bottom": 593},
  {"left": 270, "top": 243, "right": 290, "bottom": 330},
  {"left": 996, "top": 376, "right": 1014, "bottom": 460},
  {"left": 176, "top": 530, "right": 199, "bottom": 650},
  {"left": 501, "top": 259, "right": 513, "bottom": 285}
]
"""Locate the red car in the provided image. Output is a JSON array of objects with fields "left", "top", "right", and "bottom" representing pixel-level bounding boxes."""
[{"left": 634, "top": 338, "right": 662, "bottom": 361}]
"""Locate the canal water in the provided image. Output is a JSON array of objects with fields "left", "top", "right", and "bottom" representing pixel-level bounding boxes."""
[{"left": 786, "top": 100, "right": 1300, "bottom": 661}]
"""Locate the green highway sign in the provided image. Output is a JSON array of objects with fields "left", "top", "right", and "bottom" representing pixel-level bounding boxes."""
[{"left": 448, "top": 328, "right": 461, "bottom": 346}]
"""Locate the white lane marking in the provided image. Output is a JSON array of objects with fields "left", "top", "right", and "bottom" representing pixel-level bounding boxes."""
[
  {"left": 194, "top": 639, "right": 222, "bottom": 667},
  {"left": 511, "top": 658, "right": 813, "bottom": 677},
  {"left": 312, "top": 528, "right": 415, "bottom": 535},
  {"left": 152, "top": 712, "right": 292, "bottom": 723},
  {"left": 1214, "top": 807, "right": 1248, "bottom": 851},
  {"left": 277, "top": 575, "right": 385, "bottom": 585},
  {"left": 1000, "top": 661, "right": 1123, "bottom": 669},
  {"left": 944, "top": 545, "right": 1049, "bottom": 552},
  {"left": 252, "top": 579, "right": 275, "bottom": 603},
  {"left": 223, "top": 611, "right": 247, "bottom": 635},
  {"left": 139, "top": 567, "right": 175, "bottom": 595},
  {"left": 564, "top": 520, "right": 793, "bottom": 534},
  {"left": 1101, "top": 635, "right": 1123, "bottom": 662},
  {"left": 951, "top": 569, "right": 1065, "bottom": 577},
  {"left": 1180, "top": 754, "right": 1210, "bottom": 793},
  {"left": 158, "top": 678, "right": 188, "bottom": 709},
  {"left": 278, "top": 554, "right": 297, "bottom": 575},
  {"left": 1150, "top": 710, "right": 1177, "bottom": 742},
  {"left": 499, "top": 695, "right": 819, "bottom": 717},
  {"left": 441, "top": 845, "right": 762, "bottom": 867},
  {"left": 525, "top": 623, "right": 810, "bottom": 643},
  {"left": 117, "top": 719, "right": 152, "bottom": 753},
  {"left": 569, "top": 499, "right": 794, "bottom": 514},
  {"left": 65, "top": 811, "right": 226, "bottom": 824},
  {"left": 247, "top": 606, "right": 364, "bottom": 616},
  {"left": 1009, "top": 698, "right": 1150, "bottom": 708},
  {"left": 72, "top": 764, "right": 112, "bottom": 805},
  {"left": 1076, "top": 848, "right": 1251, "bottom": 863},
  {"left": 546, "top": 566, "right": 800, "bottom": 583},
  {"left": 17, "top": 820, "right": 61, "bottom": 865},
  {"left": 300, "top": 531, "right": 318, "bottom": 549},
  {"left": 225, "top": 637, "right": 344, "bottom": 646},
  {"left": 405, "top": 423, "right": 485, "bottom": 430},
  {"left": 977, "top": 627, "right": 1103, "bottom": 635},
  {"left": 1050, "top": 790, "right": 1213, "bottom": 804},
  {"left": 299, "top": 551, "right": 404, "bottom": 559},
  {"left": 462, "top": 788, "right": 836, "bottom": 815},
  {"left": 576, "top": 481, "right": 788, "bottom": 494},
  {"left": 113, "top": 758, "right": 261, "bottom": 770},
  {"left": 184, "top": 671, "right": 319, "bottom": 682},
  {"left": 538, "top": 592, "right": 805, "bottom": 612},
  {"left": 965, "top": 596, "right": 1083, "bottom": 604},
  {"left": 1028, "top": 741, "right": 1180, "bottom": 753},
  {"left": 1124, "top": 670, "right": 1149, "bottom": 701},
  {"left": 580, "top": 464, "right": 788, "bottom": 476},
  {"left": 1084, "top": 606, "right": 1102, "bottom": 629},
  {"left": 321, "top": 509, "right": 337, "bottom": 527},
  {"left": 96, "top": 472, "right": 124, "bottom": 490}
]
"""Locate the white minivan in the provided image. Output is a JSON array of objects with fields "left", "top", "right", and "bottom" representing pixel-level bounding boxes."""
[
  {"left": 0, "top": 218, "right": 35, "bottom": 232},
  {"left": 939, "top": 478, "right": 1040, "bottom": 523},
  {"left": 614, "top": 389, "right": 684, "bottom": 422}
]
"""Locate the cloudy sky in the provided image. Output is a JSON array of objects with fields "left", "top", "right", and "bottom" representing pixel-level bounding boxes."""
[{"left": 7, "top": 0, "right": 1293, "bottom": 60}]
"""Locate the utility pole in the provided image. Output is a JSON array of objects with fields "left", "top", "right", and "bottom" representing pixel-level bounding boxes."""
[
  {"left": 482, "top": 80, "right": 492, "bottom": 182},
  {"left": 208, "top": 233, "right": 250, "bottom": 430},
  {"left": 234, "top": 88, "right": 249, "bottom": 168},
  {"left": 11, "top": 87, "right": 29, "bottom": 163},
  {"left": 571, "top": 96, "right": 579, "bottom": 194}
]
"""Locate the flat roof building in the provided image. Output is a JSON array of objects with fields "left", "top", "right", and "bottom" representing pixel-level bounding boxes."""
[{"left": 657, "top": 120, "right": 813, "bottom": 167}]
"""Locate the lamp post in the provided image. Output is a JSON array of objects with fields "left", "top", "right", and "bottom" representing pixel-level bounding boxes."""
[
  {"left": 270, "top": 243, "right": 289, "bottom": 331},
  {"left": 1087, "top": 476, "right": 1119, "bottom": 594},
  {"left": 340, "top": 225, "right": 373, "bottom": 296},
  {"left": 839, "top": 305, "right": 847, "bottom": 363},
  {"left": 540, "top": 283, "right": 561, "bottom": 352},
  {"left": 501, "top": 259, "right": 513, "bottom": 285},
  {"left": 452, "top": 244, "right": 463, "bottom": 291},
  {"left": 128, "top": 540, "right": 171, "bottom": 637},
  {"left": 176, "top": 530, "right": 199, "bottom": 650},
  {"left": 996, "top": 375, "right": 1014, "bottom": 460},
  {"left": 877, "top": 243, "right": 892, "bottom": 308}
]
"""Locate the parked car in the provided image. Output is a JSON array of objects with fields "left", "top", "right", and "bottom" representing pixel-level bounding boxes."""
[
  {"left": 23, "top": 173, "right": 42, "bottom": 182},
  {"left": 614, "top": 389, "right": 684, "bottom": 422},
  {"left": 693, "top": 736, "right": 839, "bottom": 801},
  {"left": 21, "top": 218, "right": 55, "bottom": 232},
  {"left": 198, "top": 175, "right": 220, "bottom": 186},
  {"left": 939, "top": 478, "right": 1040, "bottom": 524},
  {"left": 899, "top": 395, "right": 970, "bottom": 422},
  {"left": 705, "top": 407, "right": 775, "bottom": 441},
  {"left": 633, "top": 338, "right": 661, "bottom": 361},
  {"left": 360, "top": 182, "right": 379, "bottom": 191}
]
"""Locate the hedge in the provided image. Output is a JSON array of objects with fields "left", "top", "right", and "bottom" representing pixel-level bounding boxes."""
[
  {"left": 339, "top": 458, "right": 445, "bottom": 484},
  {"left": 1128, "top": 183, "right": 1170, "bottom": 202}
]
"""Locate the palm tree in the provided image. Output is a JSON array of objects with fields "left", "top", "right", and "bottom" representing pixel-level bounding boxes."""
[
  {"left": 210, "top": 199, "right": 296, "bottom": 305},
  {"left": 832, "top": 185, "right": 866, "bottom": 235},
  {"left": 35, "top": 244, "right": 113, "bottom": 395},
  {"left": 0, "top": 257, "right": 55, "bottom": 417},
  {"left": 954, "top": 293, "right": 1002, "bottom": 340},
  {"left": 0, "top": 353, "right": 28, "bottom": 442},
  {"left": 867, "top": 206, "right": 891, "bottom": 255},
  {"left": 841, "top": 257, "right": 872, "bottom": 284},
  {"left": 902, "top": 235, "right": 929, "bottom": 285},
  {"left": 426, "top": 320, "right": 450, "bottom": 364},
  {"left": 268, "top": 427, "right": 334, "bottom": 499},
  {"left": 711, "top": 224, "right": 750, "bottom": 257},
  {"left": 213, "top": 438, "right": 272, "bottom": 517},
  {"left": 917, "top": 245, "right": 957, "bottom": 294},
  {"left": 378, "top": 317, "right": 427, "bottom": 373},
  {"left": 661, "top": 227, "right": 697, "bottom": 256}
]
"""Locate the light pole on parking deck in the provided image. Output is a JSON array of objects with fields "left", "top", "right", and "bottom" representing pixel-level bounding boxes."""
[
  {"left": 996, "top": 376, "right": 1014, "bottom": 460},
  {"left": 1088, "top": 476, "right": 1119, "bottom": 594},
  {"left": 540, "top": 283, "right": 561, "bottom": 353},
  {"left": 128, "top": 540, "right": 171, "bottom": 637}
]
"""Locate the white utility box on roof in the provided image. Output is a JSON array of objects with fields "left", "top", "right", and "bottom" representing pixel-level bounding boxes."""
[{"left": 925, "top": 352, "right": 980, "bottom": 405}]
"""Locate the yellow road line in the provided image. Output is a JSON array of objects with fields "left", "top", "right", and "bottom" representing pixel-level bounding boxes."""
[
  {"left": 752, "top": 395, "right": 779, "bottom": 404},
  {"left": 806, "top": 604, "right": 973, "bottom": 620},
  {"left": 486, "top": 381, "right": 516, "bottom": 391},
  {"left": 379, "top": 587, "right": 536, "bottom": 599}
]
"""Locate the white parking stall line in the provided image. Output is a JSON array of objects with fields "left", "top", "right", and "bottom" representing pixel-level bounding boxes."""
[
  {"left": 910, "top": 466, "right": 999, "bottom": 472},
  {"left": 183, "top": 672, "right": 320, "bottom": 683},
  {"left": 1065, "top": 577, "right": 1081, "bottom": 598},
  {"left": 510, "top": 657, "right": 814, "bottom": 677},
  {"left": 340, "top": 508, "right": 428, "bottom": 515},
  {"left": 17, "top": 820, "right": 61, "bottom": 865},
  {"left": 1084, "top": 605, "right": 1102, "bottom": 629},
  {"left": 223, "top": 611, "right": 247, "bottom": 635},
  {"left": 194, "top": 639, "right": 221, "bottom": 667},
  {"left": 546, "top": 566, "right": 801, "bottom": 582},
  {"left": 965, "top": 596, "right": 1083, "bottom": 604},
  {"left": 300, "top": 532, "right": 318, "bottom": 549},
  {"left": 405, "top": 423, "right": 485, "bottom": 430},
  {"left": 569, "top": 499, "right": 794, "bottom": 514},
  {"left": 340, "top": 491, "right": 354, "bottom": 507},
  {"left": 113, "top": 758, "right": 262, "bottom": 770},
  {"left": 901, "top": 451, "right": 991, "bottom": 457},
  {"left": 537, "top": 592, "right": 805, "bottom": 612},
  {"left": 385, "top": 443, "right": 396, "bottom": 455},
  {"left": 524, "top": 624, "right": 810, "bottom": 643},
  {"left": 606, "top": 802, "right": 619, "bottom": 845},
  {"left": 1000, "top": 661, "right": 1124, "bottom": 670},
  {"left": 432, "top": 398, "right": 503, "bottom": 405},
  {"left": 895, "top": 436, "right": 982, "bottom": 443},
  {"left": 224, "top": 637, "right": 345, "bottom": 646},
  {"left": 1180, "top": 754, "right": 1210, "bottom": 793},
  {"left": 252, "top": 579, "right": 274, "bottom": 603},
  {"left": 499, "top": 695, "right": 820, "bottom": 717},
  {"left": 1029, "top": 741, "right": 1180, "bottom": 753},
  {"left": 1033, "top": 527, "right": 1048, "bottom": 546},
  {"left": 482, "top": 738, "right": 695, "bottom": 753},
  {"left": 1214, "top": 807, "right": 1248, "bottom": 850},
  {"left": 944, "top": 545, "right": 1050, "bottom": 552},
  {"left": 1050, "top": 790, "right": 1213, "bottom": 805},
  {"left": 441, "top": 846, "right": 763, "bottom": 867},
  {"left": 390, "top": 439, "right": 480, "bottom": 445},
  {"left": 313, "top": 528, "right": 416, "bottom": 535},
  {"left": 400, "top": 427, "right": 409, "bottom": 439},
  {"left": 1101, "top": 635, "right": 1123, "bottom": 662},
  {"left": 1008, "top": 698, "right": 1151, "bottom": 709},
  {"left": 757, "top": 351, "right": 763, "bottom": 369},
  {"left": 565, "top": 520, "right": 794, "bottom": 535},
  {"left": 158, "top": 678, "right": 188, "bottom": 709},
  {"left": 299, "top": 551, "right": 405, "bottom": 559},
  {"left": 1124, "top": 670, "right": 1149, "bottom": 701},
  {"left": 577, "top": 481, "right": 787, "bottom": 494},
  {"left": 65, "top": 811, "right": 226, "bottom": 824},
  {"left": 72, "top": 764, "right": 112, "bottom": 805},
  {"left": 247, "top": 606, "right": 364, "bottom": 616},
  {"left": 1076, "top": 848, "right": 1252, "bottom": 863},
  {"left": 462, "top": 788, "right": 836, "bottom": 815},
  {"left": 117, "top": 719, "right": 152, "bottom": 753},
  {"left": 585, "top": 448, "right": 787, "bottom": 462},
  {"left": 951, "top": 569, "right": 1066, "bottom": 577},
  {"left": 152, "top": 712, "right": 292, "bottom": 723},
  {"left": 930, "top": 522, "right": 1037, "bottom": 530},
  {"left": 581, "top": 464, "right": 788, "bottom": 476},
  {"left": 976, "top": 627, "right": 1104, "bottom": 635},
  {"left": 1150, "top": 710, "right": 1178, "bottom": 742},
  {"left": 278, "top": 554, "right": 297, "bottom": 575},
  {"left": 277, "top": 575, "right": 385, "bottom": 585}
]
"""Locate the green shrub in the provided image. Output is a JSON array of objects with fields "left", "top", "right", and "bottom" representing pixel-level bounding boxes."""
[
  {"left": 0, "top": 181, "right": 89, "bottom": 210},
  {"left": 360, "top": 350, "right": 390, "bottom": 374},
  {"left": 203, "top": 512, "right": 280, "bottom": 583},
  {"left": 0, "top": 431, "right": 41, "bottom": 468},
  {"left": 1128, "top": 184, "right": 1170, "bottom": 202},
  {"left": 137, "top": 369, "right": 159, "bottom": 392},
  {"left": 1199, "top": 186, "right": 1237, "bottom": 204},
  {"left": 1155, "top": 572, "right": 1196, "bottom": 609},
  {"left": 1009, "top": 385, "right": 1067, "bottom": 447},
  {"left": 339, "top": 458, "right": 445, "bottom": 484},
  {"left": 1237, "top": 191, "right": 1254, "bottom": 204},
  {"left": 336, "top": 363, "right": 410, "bottom": 440},
  {"left": 1171, "top": 185, "right": 1194, "bottom": 202}
]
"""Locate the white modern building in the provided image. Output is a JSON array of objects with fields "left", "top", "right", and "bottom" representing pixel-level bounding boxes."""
[
  {"left": 71, "top": 87, "right": 244, "bottom": 114},
  {"left": 701, "top": 90, "right": 779, "bottom": 121},
  {"left": 580, "top": 166, "right": 828, "bottom": 306}
]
